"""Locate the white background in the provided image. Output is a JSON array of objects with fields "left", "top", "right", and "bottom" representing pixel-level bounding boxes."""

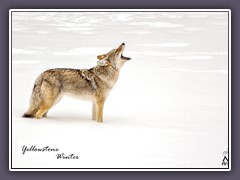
[{"left": 11, "top": 10, "right": 229, "bottom": 169}]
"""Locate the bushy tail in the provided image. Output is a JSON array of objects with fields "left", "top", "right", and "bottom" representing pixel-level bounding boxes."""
[
  {"left": 22, "top": 113, "right": 35, "bottom": 118},
  {"left": 22, "top": 74, "right": 44, "bottom": 118}
]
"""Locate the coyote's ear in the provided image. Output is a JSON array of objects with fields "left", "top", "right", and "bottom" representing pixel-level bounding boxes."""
[
  {"left": 97, "top": 59, "right": 108, "bottom": 66},
  {"left": 97, "top": 54, "right": 106, "bottom": 60}
]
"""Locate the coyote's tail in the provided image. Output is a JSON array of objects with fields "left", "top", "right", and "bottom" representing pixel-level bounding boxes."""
[
  {"left": 22, "top": 113, "right": 35, "bottom": 118},
  {"left": 22, "top": 74, "right": 44, "bottom": 118}
]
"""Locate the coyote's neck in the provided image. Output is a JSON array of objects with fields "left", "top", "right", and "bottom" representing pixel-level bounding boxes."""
[{"left": 90, "top": 65, "right": 120, "bottom": 88}]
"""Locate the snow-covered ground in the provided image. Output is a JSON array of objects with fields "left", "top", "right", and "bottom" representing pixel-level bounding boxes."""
[{"left": 11, "top": 11, "right": 229, "bottom": 169}]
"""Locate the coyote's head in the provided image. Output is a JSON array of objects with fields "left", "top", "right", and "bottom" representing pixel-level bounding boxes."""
[{"left": 97, "top": 43, "right": 131, "bottom": 69}]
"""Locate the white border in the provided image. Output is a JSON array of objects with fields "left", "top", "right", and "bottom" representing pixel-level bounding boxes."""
[
  {"left": 9, "top": 10, "right": 12, "bottom": 171},
  {"left": 10, "top": 9, "right": 230, "bottom": 11},
  {"left": 228, "top": 9, "right": 231, "bottom": 171},
  {"left": 9, "top": 9, "right": 231, "bottom": 171}
]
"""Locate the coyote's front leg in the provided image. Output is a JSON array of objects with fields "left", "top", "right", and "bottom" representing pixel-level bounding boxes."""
[
  {"left": 92, "top": 98, "right": 105, "bottom": 123},
  {"left": 92, "top": 101, "right": 96, "bottom": 121}
]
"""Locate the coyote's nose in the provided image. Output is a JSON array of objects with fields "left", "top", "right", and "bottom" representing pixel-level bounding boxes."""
[{"left": 122, "top": 42, "right": 125, "bottom": 46}]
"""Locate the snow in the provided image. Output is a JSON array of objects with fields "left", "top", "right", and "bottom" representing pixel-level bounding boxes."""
[{"left": 10, "top": 11, "right": 229, "bottom": 169}]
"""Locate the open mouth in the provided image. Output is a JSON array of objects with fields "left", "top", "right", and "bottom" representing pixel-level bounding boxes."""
[{"left": 121, "top": 54, "right": 131, "bottom": 60}]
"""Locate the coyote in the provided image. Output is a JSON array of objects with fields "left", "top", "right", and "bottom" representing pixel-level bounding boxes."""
[{"left": 23, "top": 43, "right": 131, "bottom": 122}]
